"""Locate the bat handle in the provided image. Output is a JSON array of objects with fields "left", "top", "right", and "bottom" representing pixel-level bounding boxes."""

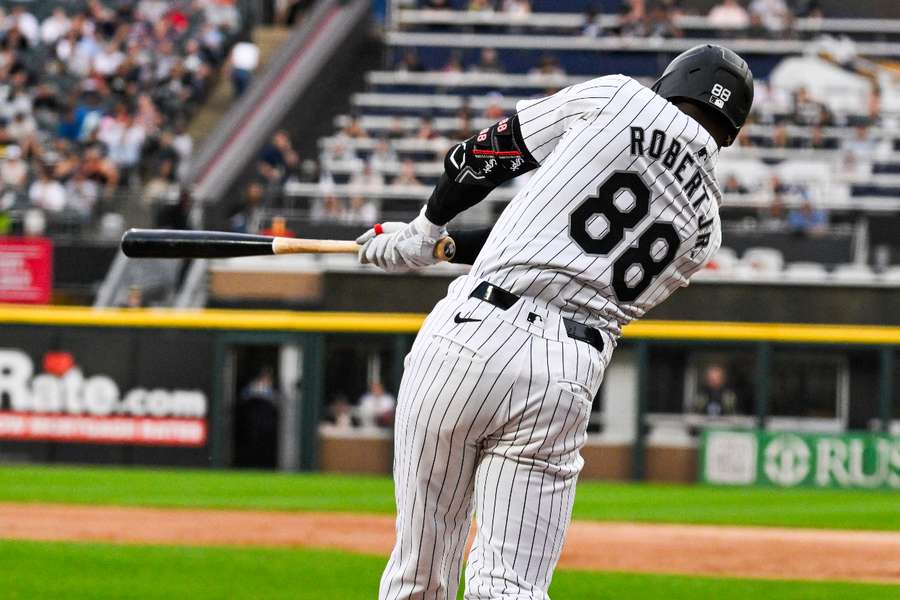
[{"left": 434, "top": 237, "right": 456, "bottom": 262}]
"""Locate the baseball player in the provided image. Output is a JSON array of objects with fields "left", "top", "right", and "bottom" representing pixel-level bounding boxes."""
[{"left": 356, "top": 44, "right": 754, "bottom": 599}]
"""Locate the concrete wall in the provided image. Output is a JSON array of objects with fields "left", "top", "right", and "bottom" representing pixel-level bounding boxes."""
[{"left": 318, "top": 433, "right": 699, "bottom": 483}]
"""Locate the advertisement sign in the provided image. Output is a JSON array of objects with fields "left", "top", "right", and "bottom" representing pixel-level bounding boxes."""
[
  {"left": 701, "top": 429, "right": 900, "bottom": 489},
  {"left": 0, "top": 237, "right": 52, "bottom": 303},
  {"left": 0, "top": 349, "right": 207, "bottom": 447}
]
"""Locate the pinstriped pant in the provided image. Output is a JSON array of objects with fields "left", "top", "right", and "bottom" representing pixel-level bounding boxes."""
[{"left": 379, "top": 277, "right": 611, "bottom": 600}]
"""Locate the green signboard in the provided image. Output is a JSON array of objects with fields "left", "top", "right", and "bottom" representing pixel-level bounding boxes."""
[{"left": 700, "top": 430, "right": 900, "bottom": 489}]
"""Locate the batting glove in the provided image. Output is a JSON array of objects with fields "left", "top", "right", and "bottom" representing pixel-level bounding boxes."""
[{"left": 356, "top": 209, "right": 447, "bottom": 272}]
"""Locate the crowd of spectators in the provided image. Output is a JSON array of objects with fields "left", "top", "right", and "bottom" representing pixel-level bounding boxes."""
[
  {"left": 229, "top": 117, "right": 457, "bottom": 234},
  {"left": 0, "top": 0, "right": 242, "bottom": 237},
  {"left": 237, "top": 0, "right": 891, "bottom": 237},
  {"left": 617, "top": 0, "right": 825, "bottom": 40},
  {"left": 415, "top": 0, "right": 826, "bottom": 40},
  {"left": 250, "top": 74, "right": 885, "bottom": 233},
  {"left": 229, "top": 127, "right": 386, "bottom": 234},
  {"left": 731, "top": 81, "right": 889, "bottom": 234}
]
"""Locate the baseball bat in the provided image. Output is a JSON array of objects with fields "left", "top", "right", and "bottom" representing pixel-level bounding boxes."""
[{"left": 120, "top": 229, "right": 456, "bottom": 261}]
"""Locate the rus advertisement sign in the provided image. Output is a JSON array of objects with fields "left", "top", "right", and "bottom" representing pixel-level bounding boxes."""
[
  {"left": 0, "top": 237, "right": 52, "bottom": 304},
  {"left": 701, "top": 429, "right": 900, "bottom": 490},
  {"left": 0, "top": 348, "right": 207, "bottom": 447}
]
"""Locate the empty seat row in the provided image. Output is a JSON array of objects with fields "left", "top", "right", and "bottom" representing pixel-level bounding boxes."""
[{"left": 701, "top": 247, "right": 900, "bottom": 284}]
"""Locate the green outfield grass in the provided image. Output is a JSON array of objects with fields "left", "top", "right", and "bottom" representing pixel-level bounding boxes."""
[
  {"left": 0, "top": 464, "right": 898, "bottom": 530},
  {"left": 0, "top": 540, "right": 895, "bottom": 600}
]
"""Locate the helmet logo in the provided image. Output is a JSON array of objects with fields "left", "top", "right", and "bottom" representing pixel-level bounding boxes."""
[{"left": 710, "top": 83, "right": 731, "bottom": 108}]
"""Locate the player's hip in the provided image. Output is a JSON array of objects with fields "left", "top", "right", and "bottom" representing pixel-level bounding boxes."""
[
  {"left": 416, "top": 276, "right": 611, "bottom": 388},
  {"left": 407, "top": 281, "right": 605, "bottom": 450},
  {"left": 444, "top": 276, "right": 612, "bottom": 354}
]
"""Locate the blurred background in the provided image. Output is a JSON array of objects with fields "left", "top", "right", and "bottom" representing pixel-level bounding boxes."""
[{"left": 0, "top": 0, "right": 897, "bottom": 490}]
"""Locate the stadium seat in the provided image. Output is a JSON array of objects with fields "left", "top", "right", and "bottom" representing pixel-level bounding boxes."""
[
  {"left": 704, "top": 247, "right": 738, "bottom": 274},
  {"left": 784, "top": 262, "right": 829, "bottom": 282},
  {"left": 879, "top": 266, "right": 900, "bottom": 284},
  {"left": 830, "top": 264, "right": 876, "bottom": 284},
  {"left": 741, "top": 248, "right": 785, "bottom": 274}
]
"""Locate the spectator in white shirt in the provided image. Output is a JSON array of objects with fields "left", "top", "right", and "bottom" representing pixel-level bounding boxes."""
[
  {"left": 66, "top": 170, "right": 99, "bottom": 218},
  {"left": 708, "top": 0, "right": 751, "bottom": 29},
  {"left": 228, "top": 39, "right": 260, "bottom": 97},
  {"left": 393, "top": 159, "right": 422, "bottom": 187},
  {"left": 93, "top": 42, "right": 124, "bottom": 76},
  {"left": 107, "top": 115, "right": 146, "bottom": 174},
  {"left": 172, "top": 125, "right": 194, "bottom": 179},
  {"left": 350, "top": 161, "right": 384, "bottom": 194},
  {"left": 503, "top": 0, "right": 531, "bottom": 16},
  {"left": 98, "top": 106, "right": 127, "bottom": 150},
  {"left": 11, "top": 6, "right": 39, "bottom": 47},
  {"left": 201, "top": 23, "right": 225, "bottom": 59},
  {"left": 136, "top": 0, "right": 169, "bottom": 22},
  {"left": 0, "top": 145, "right": 27, "bottom": 191},
  {"left": 135, "top": 93, "right": 162, "bottom": 132},
  {"left": 58, "top": 30, "right": 98, "bottom": 76},
  {"left": 344, "top": 196, "right": 378, "bottom": 226},
  {"left": 201, "top": 0, "right": 241, "bottom": 33},
  {"left": 842, "top": 125, "right": 876, "bottom": 175},
  {"left": 29, "top": 167, "right": 68, "bottom": 213},
  {"left": 2, "top": 75, "right": 33, "bottom": 122},
  {"left": 356, "top": 381, "right": 396, "bottom": 429},
  {"left": 183, "top": 39, "right": 204, "bottom": 73},
  {"left": 154, "top": 39, "right": 178, "bottom": 81},
  {"left": 41, "top": 8, "right": 70, "bottom": 44},
  {"left": 76, "top": 30, "right": 101, "bottom": 62},
  {"left": 368, "top": 137, "right": 397, "bottom": 174},
  {"left": 7, "top": 112, "right": 37, "bottom": 144},
  {"left": 749, "top": 0, "right": 790, "bottom": 33}
]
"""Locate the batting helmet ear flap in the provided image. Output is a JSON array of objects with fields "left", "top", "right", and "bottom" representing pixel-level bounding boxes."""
[{"left": 651, "top": 44, "right": 754, "bottom": 134}]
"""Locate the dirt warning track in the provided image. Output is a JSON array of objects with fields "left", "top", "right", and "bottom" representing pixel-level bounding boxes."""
[{"left": 1, "top": 503, "right": 898, "bottom": 584}]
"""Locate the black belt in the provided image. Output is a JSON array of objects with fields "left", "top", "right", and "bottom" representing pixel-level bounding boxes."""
[{"left": 469, "top": 281, "right": 604, "bottom": 353}]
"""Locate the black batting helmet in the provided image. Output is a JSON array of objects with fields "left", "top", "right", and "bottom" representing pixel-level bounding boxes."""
[{"left": 651, "top": 44, "right": 754, "bottom": 139}]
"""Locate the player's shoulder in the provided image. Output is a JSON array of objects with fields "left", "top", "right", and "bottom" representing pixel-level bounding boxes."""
[
  {"left": 570, "top": 74, "right": 641, "bottom": 93},
  {"left": 566, "top": 74, "right": 655, "bottom": 106}
]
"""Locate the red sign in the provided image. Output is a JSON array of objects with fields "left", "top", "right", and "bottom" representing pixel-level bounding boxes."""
[{"left": 0, "top": 237, "right": 52, "bottom": 304}]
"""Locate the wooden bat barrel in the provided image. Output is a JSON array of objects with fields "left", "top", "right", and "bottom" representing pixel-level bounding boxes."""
[{"left": 121, "top": 230, "right": 278, "bottom": 259}]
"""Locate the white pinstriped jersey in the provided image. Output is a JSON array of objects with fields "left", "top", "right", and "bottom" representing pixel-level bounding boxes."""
[{"left": 470, "top": 75, "right": 723, "bottom": 337}]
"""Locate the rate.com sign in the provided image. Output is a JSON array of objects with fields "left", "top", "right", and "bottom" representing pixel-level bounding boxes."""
[
  {"left": 0, "top": 349, "right": 207, "bottom": 447},
  {"left": 701, "top": 429, "right": 900, "bottom": 490}
]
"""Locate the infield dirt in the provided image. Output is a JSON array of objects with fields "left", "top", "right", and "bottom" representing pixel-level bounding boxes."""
[{"left": 1, "top": 502, "right": 898, "bottom": 584}]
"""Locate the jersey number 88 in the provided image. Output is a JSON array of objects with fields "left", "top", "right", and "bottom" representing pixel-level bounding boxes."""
[{"left": 569, "top": 171, "right": 680, "bottom": 302}]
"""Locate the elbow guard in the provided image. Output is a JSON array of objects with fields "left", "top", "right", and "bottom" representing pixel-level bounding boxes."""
[
  {"left": 448, "top": 114, "right": 539, "bottom": 186},
  {"left": 425, "top": 114, "right": 539, "bottom": 225}
]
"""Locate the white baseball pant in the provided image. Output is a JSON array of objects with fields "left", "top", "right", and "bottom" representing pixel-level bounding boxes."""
[{"left": 379, "top": 276, "right": 612, "bottom": 600}]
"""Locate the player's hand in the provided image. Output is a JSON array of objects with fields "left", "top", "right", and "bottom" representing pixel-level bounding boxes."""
[{"left": 356, "top": 210, "right": 447, "bottom": 272}]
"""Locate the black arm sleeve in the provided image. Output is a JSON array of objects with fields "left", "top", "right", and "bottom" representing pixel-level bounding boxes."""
[
  {"left": 447, "top": 227, "right": 493, "bottom": 265},
  {"left": 424, "top": 113, "right": 539, "bottom": 226}
]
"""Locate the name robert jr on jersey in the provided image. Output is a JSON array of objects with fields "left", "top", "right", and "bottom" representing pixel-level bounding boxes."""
[{"left": 629, "top": 125, "right": 716, "bottom": 255}]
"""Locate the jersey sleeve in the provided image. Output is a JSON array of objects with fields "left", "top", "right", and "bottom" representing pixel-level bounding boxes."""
[{"left": 516, "top": 75, "right": 628, "bottom": 164}]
